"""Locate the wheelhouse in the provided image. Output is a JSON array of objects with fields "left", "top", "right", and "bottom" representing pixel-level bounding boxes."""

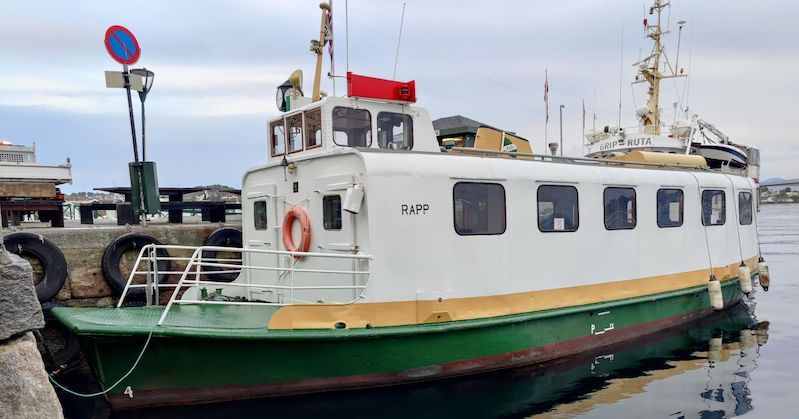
[{"left": 268, "top": 96, "right": 441, "bottom": 159}]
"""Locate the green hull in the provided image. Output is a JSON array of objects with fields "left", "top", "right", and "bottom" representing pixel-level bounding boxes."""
[{"left": 53, "top": 279, "right": 746, "bottom": 409}]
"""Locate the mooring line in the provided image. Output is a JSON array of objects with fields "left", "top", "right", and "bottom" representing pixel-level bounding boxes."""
[{"left": 48, "top": 323, "right": 157, "bottom": 398}]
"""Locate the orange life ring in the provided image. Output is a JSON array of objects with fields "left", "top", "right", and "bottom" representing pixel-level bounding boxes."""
[{"left": 282, "top": 206, "right": 311, "bottom": 258}]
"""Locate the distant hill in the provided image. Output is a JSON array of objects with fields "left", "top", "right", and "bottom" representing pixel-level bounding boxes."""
[
  {"left": 760, "top": 178, "right": 799, "bottom": 191},
  {"left": 185, "top": 185, "right": 239, "bottom": 202},
  {"left": 65, "top": 185, "right": 239, "bottom": 202}
]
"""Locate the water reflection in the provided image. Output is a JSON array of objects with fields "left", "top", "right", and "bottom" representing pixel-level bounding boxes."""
[{"left": 57, "top": 303, "right": 767, "bottom": 419}]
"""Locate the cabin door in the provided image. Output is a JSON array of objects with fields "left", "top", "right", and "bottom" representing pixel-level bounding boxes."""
[
  {"left": 314, "top": 174, "right": 361, "bottom": 303},
  {"left": 244, "top": 184, "right": 282, "bottom": 302},
  {"left": 315, "top": 175, "right": 358, "bottom": 254}
]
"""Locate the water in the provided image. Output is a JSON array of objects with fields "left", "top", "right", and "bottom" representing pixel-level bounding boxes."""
[{"left": 58, "top": 204, "right": 799, "bottom": 418}]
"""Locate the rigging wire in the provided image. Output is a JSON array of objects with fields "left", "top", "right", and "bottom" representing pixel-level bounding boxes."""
[
  {"left": 348, "top": 20, "right": 537, "bottom": 100},
  {"left": 689, "top": 171, "right": 716, "bottom": 278}
]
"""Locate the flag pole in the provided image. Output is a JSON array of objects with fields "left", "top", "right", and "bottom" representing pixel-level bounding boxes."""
[
  {"left": 582, "top": 99, "right": 586, "bottom": 156},
  {"left": 544, "top": 69, "right": 549, "bottom": 144}
]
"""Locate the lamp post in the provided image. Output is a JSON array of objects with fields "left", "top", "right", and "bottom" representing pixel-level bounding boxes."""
[
  {"left": 559, "top": 104, "right": 565, "bottom": 156},
  {"left": 130, "top": 68, "right": 154, "bottom": 161}
]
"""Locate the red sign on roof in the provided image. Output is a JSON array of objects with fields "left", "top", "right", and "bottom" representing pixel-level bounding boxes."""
[{"left": 346, "top": 72, "right": 416, "bottom": 103}]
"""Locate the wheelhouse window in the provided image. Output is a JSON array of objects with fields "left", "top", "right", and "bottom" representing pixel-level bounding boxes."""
[
  {"left": 453, "top": 182, "right": 506, "bottom": 235},
  {"left": 604, "top": 187, "right": 637, "bottom": 230},
  {"left": 270, "top": 119, "right": 285, "bottom": 157},
  {"left": 702, "top": 190, "right": 726, "bottom": 226},
  {"left": 739, "top": 191, "right": 753, "bottom": 225},
  {"left": 253, "top": 201, "right": 268, "bottom": 230},
  {"left": 323, "top": 195, "right": 342, "bottom": 230},
  {"left": 305, "top": 108, "right": 322, "bottom": 149},
  {"left": 537, "top": 185, "right": 579, "bottom": 232},
  {"left": 332, "top": 107, "right": 372, "bottom": 147},
  {"left": 286, "top": 113, "right": 303, "bottom": 153},
  {"left": 377, "top": 112, "right": 413, "bottom": 150},
  {"left": 657, "top": 189, "right": 684, "bottom": 228}
]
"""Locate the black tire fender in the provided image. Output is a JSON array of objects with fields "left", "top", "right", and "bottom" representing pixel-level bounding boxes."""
[
  {"left": 3, "top": 232, "right": 67, "bottom": 302},
  {"left": 201, "top": 227, "right": 242, "bottom": 283},
  {"left": 40, "top": 301, "right": 82, "bottom": 369},
  {"left": 101, "top": 233, "right": 170, "bottom": 297}
]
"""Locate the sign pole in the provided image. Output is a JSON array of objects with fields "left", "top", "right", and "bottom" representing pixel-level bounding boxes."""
[
  {"left": 105, "top": 25, "right": 156, "bottom": 225},
  {"left": 122, "top": 64, "right": 140, "bottom": 163},
  {"left": 122, "top": 64, "right": 146, "bottom": 225}
]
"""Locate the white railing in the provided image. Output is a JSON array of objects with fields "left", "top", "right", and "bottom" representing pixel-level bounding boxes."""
[{"left": 115, "top": 244, "right": 372, "bottom": 326}]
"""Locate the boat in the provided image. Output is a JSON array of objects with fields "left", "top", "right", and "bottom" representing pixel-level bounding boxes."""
[
  {"left": 52, "top": 0, "right": 765, "bottom": 409},
  {"left": 583, "top": 1, "right": 760, "bottom": 181}
]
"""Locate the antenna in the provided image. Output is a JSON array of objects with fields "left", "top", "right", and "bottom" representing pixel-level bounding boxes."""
[
  {"left": 617, "top": 22, "right": 624, "bottom": 127},
  {"left": 345, "top": 0, "right": 349, "bottom": 73},
  {"left": 392, "top": 2, "right": 407, "bottom": 80},
  {"left": 329, "top": 0, "right": 335, "bottom": 96},
  {"left": 674, "top": 20, "right": 687, "bottom": 75}
]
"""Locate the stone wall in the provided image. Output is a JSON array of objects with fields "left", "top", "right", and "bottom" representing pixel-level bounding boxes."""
[{"left": 0, "top": 251, "right": 63, "bottom": 418}]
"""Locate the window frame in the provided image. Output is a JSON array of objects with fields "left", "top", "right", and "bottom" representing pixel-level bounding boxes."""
[
  {"left": 323, "top": 195, "right": 343, "bottom": 231},
  {"left": 656, "top": 188, "right": 684, "bottom": 228},
  {"left": 604, "top": 187, "right": 638, "bottom": 231},
  {"left": 285, "top": 112, "right": 305, "bottom": 154},
  {"left": 376, "top": 111, "right": 414, "bottom": 150},
  {"left": 536, "top": 184, "right": 580, "bottom": 233},
  {"left": 332, "top": 106, "right": 373, "bottom": 148},
  {"left": 253, "top": 200, "right": 268, "bottom": 231},
  {"left": 739, "top": 191, "right": 753, "bottom": 225},
  {"left": 701, "top": 189, "right": 727, "bottom": 226},
  {"left": 452, "top": 181, "right": 507, "bottom": 236},
  {"left": 304, "top": 108, "right": 323, "bottom": 150},
  {"left": 269, "top": 118, "right": 286, "bottom": 158}
]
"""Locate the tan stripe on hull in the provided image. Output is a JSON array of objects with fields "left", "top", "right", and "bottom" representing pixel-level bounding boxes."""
[{"left": 267, "top": 256, "right": 759, "bottom": 330}]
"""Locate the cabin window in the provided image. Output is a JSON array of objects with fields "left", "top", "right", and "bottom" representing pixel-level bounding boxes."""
[
  {"left": 739, "top": 191, "right": 753, "bottom": 225},
  {"left": 537, "top": 185, "right": 579, "bottom": 232},
  {"left": 604, "top": 187, "right": 637, "bottom": 230},
  {"left": 332, "top": 107, "right": 372, "bottom": 147},
  {"left": 453, "top": 182, "right": 506, "bottom": 235},
  {"left": 253, "top": 201, "right": 268, "bottom": 230},
  {"left": 323, "top": 195, "right": 342, "bottom": 230},
  {"left": 270, "top": 119, "right": 285, "bottom": 157},
  {"left": 305, "top": 108, "right": 322, "bottom": 149},
  {"left": 286, "top": 113, "right": 303, "bottom": 153},
  {"left": 657, "top": 189, "right": 684, "bottom": 228},
  {"left": 377, "top": 112, "right": 413, "bottom": 150},
  {"left": 702, "top": 190, "right": 726, "bottom": 226}
]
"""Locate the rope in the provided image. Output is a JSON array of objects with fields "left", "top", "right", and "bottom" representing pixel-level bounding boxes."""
[
  {"left": 688, "top": 171, "right": 715, "bottom": 277},
  {"left": 723, "top": 174, "right": 746, "bottom": 262},
  {"left": 48, "top": 324, "right": 157, "bottom": 398}
]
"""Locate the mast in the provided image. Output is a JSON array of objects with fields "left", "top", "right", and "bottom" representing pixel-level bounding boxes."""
[
  {"left": 312, "top": 2, "right": 332, "bottom": 102},
  {"left": 633, "top": 0, "right": 685, "bottom": 135}
]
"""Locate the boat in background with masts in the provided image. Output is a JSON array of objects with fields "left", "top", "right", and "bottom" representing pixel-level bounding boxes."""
[{"left": 584, "top": 0, "right": 761, "bottom": 183}]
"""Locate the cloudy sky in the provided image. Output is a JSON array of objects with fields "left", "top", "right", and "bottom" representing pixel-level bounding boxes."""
[{"left": 1, "top": 0, "right": 795, "bottom": 191}]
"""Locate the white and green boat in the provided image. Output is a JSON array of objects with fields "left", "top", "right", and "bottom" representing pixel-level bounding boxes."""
[{"left": 53, "top": 0, "right": 767, "bottom": 409}]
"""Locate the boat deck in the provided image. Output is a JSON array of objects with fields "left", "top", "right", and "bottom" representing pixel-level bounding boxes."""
[{"left": 52, "top": 304, "right": 281, "bottom": 339}]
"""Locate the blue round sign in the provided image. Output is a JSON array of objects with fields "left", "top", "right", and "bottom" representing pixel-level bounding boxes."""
[{"left": 104, "top": 25, "right": 140, "bottom": 65}]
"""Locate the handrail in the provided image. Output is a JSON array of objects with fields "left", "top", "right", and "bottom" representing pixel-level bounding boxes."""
[
  {"left": 114, "top": 244, "right": 373, "bottom": 327},
  {"left": 448, "top": 147, "right": 711, "bottom": 171}
]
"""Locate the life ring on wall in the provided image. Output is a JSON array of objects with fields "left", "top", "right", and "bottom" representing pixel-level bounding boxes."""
[
  {"left": 101, "top": 233, "right": 171, "bottom": 299},
  {"left": 3, "top": 232, "right": 67, "bottom": 302},
  {"left": 282, "top": 206, "right": 311, "bottom": 258},
  {"left": 201, "top": 227, "right": 242, "bottom": 283}
]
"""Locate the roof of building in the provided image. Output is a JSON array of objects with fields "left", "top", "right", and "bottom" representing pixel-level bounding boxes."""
[{"left": 432, "top": 115, "right": 527, "bottom": 142}]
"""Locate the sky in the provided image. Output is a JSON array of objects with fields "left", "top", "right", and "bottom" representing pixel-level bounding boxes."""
[{"left": 1, "top": 0, "right": 796, "bottom": 192}]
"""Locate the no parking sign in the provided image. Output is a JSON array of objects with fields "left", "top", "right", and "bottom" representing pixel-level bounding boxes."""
[{"left": 104, "top": 25, "right": 140, "bottom": 65}]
